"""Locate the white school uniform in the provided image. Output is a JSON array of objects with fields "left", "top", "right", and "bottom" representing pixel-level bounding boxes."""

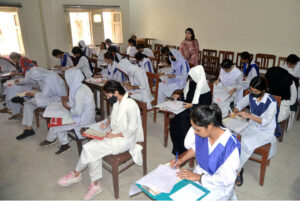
[
  {"left": 236, "top": 93, "right": 277, "bottom": 170},
  {"left": 138, "top": 58, "right": 154, "bottom": 73},
  {"left": 282, "top": 62, "right": 300, "bottom": 100},
  {"left": 142, "top": 48, "right": 154, "bottom": 58},
  {"left": 213, "top": 67, "right": 243, "bottom": 117},
  {"left": 158, "top": 49, "right": 190, "bottom": 104},
  {"left": 184, "top": 127, "right": 240, "bottom": 201},
  {"left": 97, "top": 49, "right": 107, "bottom": 68},
  {"left": 75, "top": 93, "right": 144, "bottom": 182},
  {"left": 22, "top": 68, "right": 67, "bottom": 127},
  {"left": 0, "top": 58, "right": 17, "bottom": 95},
  {"left": 101, "top": 61, "right": 123, "bottom": 83},
  {"left": 126, "top": 46, "right": 138, "bottom": 57},
  {"left": 278, "top": 82, "right": 297, "bottom": 122},
  {"left": 117, "top": 59, "right": 154, "bottom": 109},
  {"left": 47, "top": 69, "right": 95, "bottom": 145},
  {"left": 59, "top": 53, "right": 73, "bottom": 68},
  {"left": 73, "top": 56, "right": 93, "bottom": 79},
  {"left": 243, "top": 60, "right": 259, "bottom": 90}
]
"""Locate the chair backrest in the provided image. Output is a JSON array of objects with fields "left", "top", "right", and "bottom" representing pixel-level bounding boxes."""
[
  {"left": 149, "top": 57, "right": 160, "bottom": 73},
  {"left": 154, "top": 43, "right": 163, "bottom": 51},
  {"left": 277, "top": 56, "right": 287, "bottom": 67},
  {"left": 255, "top": 53, "right": 276, "bottom": 70},
  {"left": 198, "top": 50, "right": 202, "bottom": 65},
  {"left": 89, "top": 58, "right": 99, "bottom": 74},
  {"left": 146, "top": 72, "right": 160, "bottom": 106},
  {"left": 236, "top": 52, "right": 254, "bottom": 69},
  {"left": 146, "top": 44, "right": 152, "bottom": 49},
  {"left": 218, "top": 51, "right": 235, "bottom": 64},
  {"left": 243, "top": 89, "right": 281, "bottom": 107},
  {"left": 166, "top": 45, "right": 176, "bottom": 49},
  {"left": 133, "top": 99, "right": 148, "bottom": 144},
  {"left": 202, "top": 55, "right": 220, "bottom": 76},
  {"left": 202, "top": 49, "right": 218, "bottom": 56},
  {"left": 136, "top": 38, "right": 147, "bottom": 47}
]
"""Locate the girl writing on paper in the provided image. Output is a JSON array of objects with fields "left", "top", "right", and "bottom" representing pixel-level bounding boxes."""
[
  {"left": 108, "top": 46, "right": 122, "bottom": 63},
  {"left": 233, "top": 77, "right": 278, "bottom": 186},
  {"left": 16, "top": 67, "right": 67, "bottom": 140},
  {"left": 179, "top": 28, "right": 200, "bottom": 66},
  {"left": 126, "top": 38, "right": 138, "bottom": 57},
  {"left": 52, "top": 49, "right": 74, "bottom": 68},
  {"left": 265, "top": 67, "right": 298, "bottom": 130},
  {"left": 282, "top": 54, "right": 300, "bottom": 100},
  {"left": 57, "top": 80, "right": 144, "bottom": 200},
  {"left": 134, "top": 52, "right": 154, "bottom": 73},
  {"left": 70, "top": 47, "right": 93, "bottom": 79},
  {"left": 117, "top": 59, "right": 153, "bottom": 109},
  {"left": 78, "top": 40, "right": 91, "bottom": 58},
  {"left": 170, "top": 65, "right": 212, "bottom": 156},
  {"left": 170, "top": 104, "right": 241, "bottom": 200},
  {"left": 240, "top": 51, "right": 259, "bottom": 89},
  {"left": 157, "top": 49, "right": 190, "bottom": 104},
  {"left": 40, "top": 69, "right": 95, "bottom": 155},
  {"left": 213, "top": 59, "right": 243, "bottom": 117}
]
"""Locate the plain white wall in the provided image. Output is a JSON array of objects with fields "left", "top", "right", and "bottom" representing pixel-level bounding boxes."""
[
  {"left": 129, "top": 0, "right": 300, "bottom": 59},
  {"left": 0, "top": 0, "right": 130, "bottom": 67}
]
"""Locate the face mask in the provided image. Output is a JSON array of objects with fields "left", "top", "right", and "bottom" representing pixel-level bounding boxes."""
[
  {"left": 107, "top": 96, "right": 117, "bottom": 104},
  {"left": 251, "top": 92, "right": 262, "bottom": 98},
  {"left": 171, "top": 58, "right": 176, "bottom": 62}
]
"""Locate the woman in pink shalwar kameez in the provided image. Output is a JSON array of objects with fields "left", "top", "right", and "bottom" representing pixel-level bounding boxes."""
[{"left": 179, "top": 28, "right": 200, "bottom": 66}]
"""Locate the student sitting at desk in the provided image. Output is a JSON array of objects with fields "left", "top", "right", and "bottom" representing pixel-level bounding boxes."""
[
  {"left": 170, "top": 104, "right": 241, "bottom": 200},
  {"left": 16, "top": 67, "right": 67, "bottom": 140},
  {"left": 240, "top": 51, "right": 259, "bottom": 89},
  {"left": 70, "top": 47, "right": 93, "bottom": 79},
  {"left": 40, "top": 69, "right": 95, "bottom": 155},
  {"left": 9, "top": 52, "right": 36, "bottom": 77},
  {"left": 52, "top": 49, "right": 74, "bottom": 68},
  {"left": 233, "top": 76, "right": 278, "bottom": 186},
  {"left": 157, "top": 49, "right": 190, "bottom": 104},
  {"left": 213, "top": 59, "right": 243, "bottom": 117},
  {"left": 170, "top": 65, "right": 211, "bottom": 156},
  {"left": 57, "top": 80, "right": 144, "bottom": 200},
  {"left": 126, "top": 38, "right": 138, "bottom": 57},
  {"left": 108, "top": 46, "right": 122, "bottom": 63},
  {"left": 117, "top": 59, "right": 153, "bottom": 109},
  {"left": 282, "top": 54, "right": 300, "bottom": 100},
  {"left": 97, "top": 42, "right": 107, "bottom": 68},
  {"left": 134, "top": 52, "right": 154, "bottom": 73},
  {"left": 136, "top": 44, "right": 154, "bottom": 58}
]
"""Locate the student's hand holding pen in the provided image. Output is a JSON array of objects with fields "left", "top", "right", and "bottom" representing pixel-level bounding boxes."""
[
  {"left": 100, "top": 121, "right": 109, "bottom": 129},
  {"left": 170, "top": 159, "right": 182, "bottom": 169}
]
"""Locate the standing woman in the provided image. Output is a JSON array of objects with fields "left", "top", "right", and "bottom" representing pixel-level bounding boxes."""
[
  {"left": 171, "top": 104, "right": 241, "bottom": 200},
  {"left": 179, "top": 28, "right": 199, "bottom": 66},
  {"left": 170, "top": 65, "right": 212, "bottom": 155}
]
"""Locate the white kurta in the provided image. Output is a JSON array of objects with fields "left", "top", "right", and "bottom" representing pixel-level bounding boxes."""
[
  {"left": 138, "top": 58, "right": 154, "bottom": 73},
  {"left": 74, "top": 56, "right": 93, "bottom": 79},
  {"left": 97, "top": 49, "right": 107, "bottom": 67},
  {"left": 184, "top": 127, "right": 240, "bottom": 201},
  {"left": 236, "top": 93, "right": 277, "bottom": 169},
  {"left": 278, "top": 82, "right": 297, "bottom": 122},
  {"left": 142, "top": 48, "right": 154, "bottom": 58},
  {"left": 74, "top": 93, "right": 144, "bottom": 182},
  {"left": 282, "top": 62, "right": 300, "bottom": 100},
  {"left": 102, "top": 61, "right": 123, "bottom": 83},
  {"left": 126, "top": 46, "right": 138, "bottom": 57},
  {"left": 243, "top": 61, "right": 259, "bottom": 90}
]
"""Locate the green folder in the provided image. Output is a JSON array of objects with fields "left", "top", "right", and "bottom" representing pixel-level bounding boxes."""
[{"left": 136, "top": 179, "right": 210, "bottom": 200}]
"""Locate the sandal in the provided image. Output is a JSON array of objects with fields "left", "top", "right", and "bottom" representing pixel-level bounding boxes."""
[{"left": 235, "top": 168, "right": 244, "bottom": 186}]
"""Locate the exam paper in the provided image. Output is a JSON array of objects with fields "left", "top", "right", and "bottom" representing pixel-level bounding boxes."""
[
  {"left": 223, "top": 116, "right": 250, "bottom": 133},
  {"left": 156, "top": 101, "right": 186, "bottom": 114}
]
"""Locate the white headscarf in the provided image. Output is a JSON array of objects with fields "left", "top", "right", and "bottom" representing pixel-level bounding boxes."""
[
  {"left": 65, "top": 68, "right": 84, "bottom": 106},
  {"left": 78, "top": 40, "right": 86, "bottom": 49},
  {"left": 117, "top": 59, "right": 139, "bottom": 77},
  {"left": 169, "top": 49, "right": 185, "bottom": 70},
  {"left": 219, "top": 66, "right": 242, "bottom": 86},
  {"left": 28, "top": 67, "right": 66, "bottom": 97},
  {"left": 183, "top": 65, "right": 211, "bottom": 104}
]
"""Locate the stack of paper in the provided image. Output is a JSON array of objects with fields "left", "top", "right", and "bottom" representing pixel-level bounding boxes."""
[
  {"left": 223, "top": 116, "right": 250, "bottom": 133},
  {"left": 156, "top": 101, "right": 186, "bottom": 114},
  {"left": 82, "top": 120, "right": 111, "bottom": 140}
]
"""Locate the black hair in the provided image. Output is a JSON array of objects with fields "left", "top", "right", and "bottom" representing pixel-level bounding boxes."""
[
  {"left": 104, "top": 51, "right": 114, "bottom": 60},
  {"left": 241, "top": 51, "right": 251, "bottom": 61},
  {"left": 250, "top": 76, "right": 267, "bottom": 91},
  {"left": 136, "top": 44, "right": 145, "bottom": 50},
  {"left": 105, "top": 38, "right": 112, "bottom": 44},
  {"left": 131, "top": 35, "right": 137, "bottom": 40},
  {"left": 128, "top": 38, "right": 136, "bottom": 46},
  {"left": 221, "top": 59, "right": 233, "bottom": 69},
  {"left": 190, "top": 104, "right": 223, "bottom": 128},
  {"left": 72, "top": 46, "right": 83, "bottom": 55},
  {"left": 134, "top": 52, "right": 148, "bottom": 61},
  {"left": 100, "top": 42, "right": 107, "bottom": 50},
  {"left": 103, "top": 80, "right": 126, "bottom": 95},
  {"left": 108, "top": 46, "right": 118, "bottom": 53},
  {"left": 185, "top": 27, "right": 195, "bottom": 40},
  {"left": 161, "top": 46, "right": 170, "bottom": 54},
  {"left": 286, "top": 54, "right": 299, "bottom": 64},
  {"left": 52, "top": 49, "right": 64, "bottom": 57}
]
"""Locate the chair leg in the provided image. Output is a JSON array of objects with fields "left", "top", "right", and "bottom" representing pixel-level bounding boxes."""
[
  {"left": 153, "top": 108, "right": 157, "bottom": 123},
  {"left": 142, "top": 147, "right": 147, "bottom": 175},
  {"left": 297, "top": 108, "right": 300, "bottom": 121},
  {"left": 35, "top": 110, "right": 40, "bottom": 128},
  {"left": 259, "top": 153, "right": 268, "bottom": 186},
  {"left": 112, "top": 164, "right": 119, "bottom": 199},
  {"left": 76, "top": 139, "right": 83, "bottom": 156},
  {"left": 279, "top": 120, "right": 287, "bottom": 142}
]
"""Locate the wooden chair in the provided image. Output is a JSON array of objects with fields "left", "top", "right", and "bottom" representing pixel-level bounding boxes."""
[
  {"left": 255, "top": 53, "right": 276, "bottom": 70},
  {"left": 34, "top": 107, "right": 50, "bottom": 128},
  {"left": 89, "top": 58, "right": 99, "bottom": 74},
  {"left": 146, "top": 72, "right": 160, "bottom": 122},
  {"left": 202, "top": 49, "right": 217, "bottom": 57},
  {"left": 202, "top": 55, "right": 220, "bottom": 77},
  {"left": 198, "top": 50, "right": 202, "bottom": 65},
  {"left": 154, "top": 43, "right": 163, "bottom": 51},
  {"left": 218, "top": 51, "right": 234, "bottom": 64},
  {"left": 166, "top": 45, "right": 176, "bottom": 49},
  {"left": 146, "top": 44, "right": 152, "bottom": 49},
  {"left": 103, "top": 99, "right": 148, "bottom": 199},
  {"left": 277, "top": 57, "right": 287, "bottom": 67},
  {"left": 149, "top": 57, "right": 160, "bottom": 73},
  {"left": 235, "top": 53, "right": 254, "bottom": 69}
]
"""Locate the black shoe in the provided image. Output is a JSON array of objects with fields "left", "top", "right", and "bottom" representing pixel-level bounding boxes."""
[
  {"left": 235, "top": 168, "right": 244, "bottom": 186},
  {"left": 11, "top": 96, "right": 25, "bottom": 104},
  {"left": 55, "top": 144, "right": 71, "bottom": 155},
  {"left": 16, "top": 129, "right": 35, "bottom": 140},
  {"left": 40, "top": 140, "right": 57, "bottom": 148}
]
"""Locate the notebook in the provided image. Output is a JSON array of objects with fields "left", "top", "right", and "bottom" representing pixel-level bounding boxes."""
[{"left": 82, "top": 120, "right": 111, "bottom": 140}]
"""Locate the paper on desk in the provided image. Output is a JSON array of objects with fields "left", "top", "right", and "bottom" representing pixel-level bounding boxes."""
[
  {"left": 223, "top": 116, "right": 249, "bottom": 133},
  {"left": 85, "top": 78, "right": 104, "bottom": 86},
  {"left": 170, "top": 183, "right": 206, "bottom": 201},
  {"left": 43, "top": 102, "right": 70, "bottom": 118},
  {"left": 155, "top": 101, "right": 186, "bottom": 114},
  {"left": 129, "top": 164, "right": 180, "bottom": 196}
]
